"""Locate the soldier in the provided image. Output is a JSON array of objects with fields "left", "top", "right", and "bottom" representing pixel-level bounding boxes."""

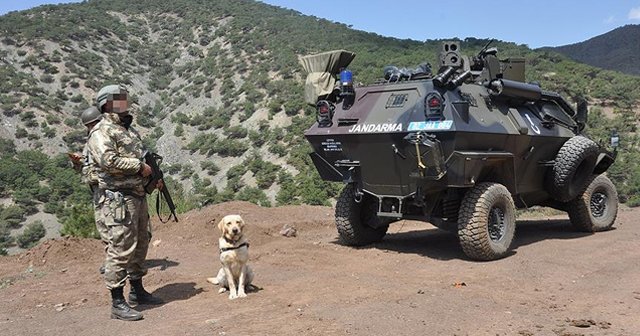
[
  {"left": 69, "top": 106, "right": 108, "bottom": 245},
  {"left": 87, "top": 84, "right": 162, "bottom": 321}
]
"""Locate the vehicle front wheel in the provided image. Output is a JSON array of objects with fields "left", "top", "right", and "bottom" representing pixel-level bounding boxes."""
[
  {"left": 567, "top": 174, "right": 618, "bottom": 232},
  {"left": 457, "top": 183, "right": 516, "bottom": 261},
  {"left": 335, "top": 184, "right": 388, "bottom": 246}
]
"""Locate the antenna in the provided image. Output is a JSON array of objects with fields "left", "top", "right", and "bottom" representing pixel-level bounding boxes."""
[{"left": 477, "top": 39, "right": 495, "bottom": 57}]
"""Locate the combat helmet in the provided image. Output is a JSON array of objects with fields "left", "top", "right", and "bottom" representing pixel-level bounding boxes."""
[
  {"left": 96, "top": 84, "right": 128, "bottom": 112},
  {"left": 80, "top": 106, "right": 101, "bottom": 126}
]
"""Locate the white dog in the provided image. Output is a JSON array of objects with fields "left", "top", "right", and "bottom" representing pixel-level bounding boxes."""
[{"left": 207, "top": 214, "right": 254, "bottom": 299}]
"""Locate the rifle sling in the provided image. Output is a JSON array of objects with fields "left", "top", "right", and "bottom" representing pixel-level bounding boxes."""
[{"left": 155, "top": 191, "right": 173, "bottom": 223}]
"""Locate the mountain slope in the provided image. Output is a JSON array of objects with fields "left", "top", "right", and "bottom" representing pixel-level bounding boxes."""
[
  {"left": 0, "top": 0, "right": 639, "bottom": 251},
  {"left": 548, "top": 24, "right": 640, "bottom": 75}
]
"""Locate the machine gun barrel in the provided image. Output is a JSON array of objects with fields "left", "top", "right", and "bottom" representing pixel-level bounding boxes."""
[{"left": 143, "top": 151, "right": 178, "bottom": 223}]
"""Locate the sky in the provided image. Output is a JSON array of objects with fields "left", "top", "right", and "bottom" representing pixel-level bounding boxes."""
[{"left": 2, "top": 0, "right": 640, "bottom": 48}]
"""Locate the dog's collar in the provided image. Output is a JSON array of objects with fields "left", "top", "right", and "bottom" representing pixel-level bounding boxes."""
[{"left": 220, "top": 242, "right": 249, "bottom": 253}]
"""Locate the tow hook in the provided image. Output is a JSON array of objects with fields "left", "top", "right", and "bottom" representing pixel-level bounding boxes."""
[{"left": 354, "top": 188, "right": 364, "bottom": 203}]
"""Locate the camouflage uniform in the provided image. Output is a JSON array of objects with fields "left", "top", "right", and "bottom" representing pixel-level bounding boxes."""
[
  {"left": 87, "top": 112, "right": 150, "bottom": 290},
  {"left": 80, "top": 144, "right": 109, "bottom": 243}
]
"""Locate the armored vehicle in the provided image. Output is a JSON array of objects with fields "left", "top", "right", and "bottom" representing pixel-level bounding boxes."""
[{"left": 300, "top": 41, "right": 619, "bottom": 260}]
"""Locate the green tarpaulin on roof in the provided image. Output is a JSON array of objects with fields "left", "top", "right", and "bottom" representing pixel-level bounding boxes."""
[{"left": 299, "top": 50, "right": 356, "bottom": 105}]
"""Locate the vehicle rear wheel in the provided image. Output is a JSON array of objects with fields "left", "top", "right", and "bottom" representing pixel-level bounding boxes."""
[
  {"left": 457, "top": 183, "right": 516, "bottom": 261},
  {"left": 335, "top": 184, "right": 388, "bottom": 246},
  {"left": 567, "top": 174, "right": 618, "bottom": 232},
  {"left": 548, "top": 136, "right": 599, "bottom": 202}
]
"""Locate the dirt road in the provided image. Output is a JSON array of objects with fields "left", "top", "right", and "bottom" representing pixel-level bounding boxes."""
[{"left": 1, "top": 201, "right": 638, "bottom": 336}]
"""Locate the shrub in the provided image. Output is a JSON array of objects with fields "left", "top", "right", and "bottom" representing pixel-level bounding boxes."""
[
  {"left": 0, "top": 223, "right": 12, "bottom": 255},
  {"left": 46, "top": 114, "right": 61, "bottom": 124},
  {"left": 43, "top": 201, "right": 62, "bottom": 214},
  {"left": 60, "top": 203, "right": 97, "bottom": 238},
  {"left": 64, "top": 117, "right": 79, "bottom": 127},
  {"left": 200, "top": 161, "right": 220, "bottom": 176},
  {"left": 213, "top": 138, "right": 249, "bottom": 157},
  {"left": 236, "top": 187, "right": 271, "bottom": 207},
  {"left": 224, "top": 125, "right": 248, "bottom": 139},
  {"left": 70, "top": 94, "right": 85, "bottom": 103},
  {"left": 166, "top": 163, "right": 183, "bottom": 174},
  {"left": 0, "top": 138, "right": 16, "bottom": 157},
  {"left": 174, "top": 123, "right": 184, "bottom": 137},
  {"left": 16, "top": 221, "right": 46, "bottom": 248},
  {"left": 180, "top": 164, "right": 195, "bottom": 180},
  {"left": 40, "top": 74, "right": 55, "bottom": 83},
  {"left": 269, "top": 143, "right": 287, "bottom": 157},
  {"left": 62, "top": 130, "right": 86, "bottom": 152},
  {"left": 248, "top": 130, "right": 267, "bottom": 147},
  {"left": 42, "top": 126, "right": 56, "bottom": 138},
  {"left": 15, "top": 127, "right": 28, "bottom": 138}
]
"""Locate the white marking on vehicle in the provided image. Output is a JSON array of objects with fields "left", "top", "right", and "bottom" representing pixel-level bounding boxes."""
[
  {"left": 348, "top": 123, "right": 403, "bottom": 133},
  {"left": 524, "top": 114, "right": 541, "bottom": 134}
]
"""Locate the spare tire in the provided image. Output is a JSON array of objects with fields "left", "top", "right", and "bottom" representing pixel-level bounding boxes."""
[{"left": 548, "top": 136, "right": 599, "bottom": 202}]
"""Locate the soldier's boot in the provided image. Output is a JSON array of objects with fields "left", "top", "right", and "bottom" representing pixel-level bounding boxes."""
[
  {"left": 129, "top": 278, "right": 163, "bottom": 305},
  {"left": 110, "top": 287, "right": 143, "bottom": 321}
]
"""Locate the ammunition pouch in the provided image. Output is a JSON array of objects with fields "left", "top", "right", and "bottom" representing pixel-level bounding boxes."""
[{"left": 104, "top": 190, "right": 127, "bottom": 224}]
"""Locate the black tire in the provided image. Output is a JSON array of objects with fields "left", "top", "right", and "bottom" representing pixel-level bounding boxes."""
[
  {"left": 457, "top": 183, "right": 516, "bottom": 261},
  {"left": 548, "top": 136, "right": 599, "bottom": 202},
  {"left": 567, "top": 174, "right": 618, "bottom": 232},
  {"left": 335, "top": 184, "right": 389, "bottom": 246}
]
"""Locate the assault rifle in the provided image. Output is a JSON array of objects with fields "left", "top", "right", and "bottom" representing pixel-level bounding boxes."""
[{"left": 143, "top": 151, "right": 178, "bottom": 223}]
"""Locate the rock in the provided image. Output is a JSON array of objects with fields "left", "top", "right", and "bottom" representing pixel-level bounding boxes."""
[
  {"left": 279, "top": 224, "right": 297, "bottom": 237},
  {"left": 152, "top": 239, "right": 162, "bottom": 247},
  {"left": 54, "top": 303, "right": 67, "bottom": 312},
  {"left": 205, "top": 319, "right": 217, "bottom": 325},
  {"left": 569, "top": 319, "right": 595, "bottom": 328}
]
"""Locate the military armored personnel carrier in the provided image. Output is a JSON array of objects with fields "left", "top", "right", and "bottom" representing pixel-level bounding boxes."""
[{"left": 300, "top": 41, "right": 619, "bottom": 260}]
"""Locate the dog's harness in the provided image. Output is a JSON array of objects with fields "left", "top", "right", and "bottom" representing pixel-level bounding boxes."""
[{"left": 220, "top": 242, "right": 249, "bottom": 253}]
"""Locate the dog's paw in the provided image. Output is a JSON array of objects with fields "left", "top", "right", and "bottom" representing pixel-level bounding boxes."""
[
  {"left": 228, "top": 293, "right": 238, "bottom": 300},
  {"left": 218, "top": 288, "right": 227, "bottom": 294},
  {"left": 237, "top": 291, "right": 247, "bottom": 298},
  {"left": 206, "top": 277, "right": 219, "bottom": 285}
]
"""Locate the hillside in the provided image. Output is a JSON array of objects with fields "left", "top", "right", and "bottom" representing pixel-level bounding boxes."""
[
  {"left": 1, "top": 0, "right": 640, "bottom": 253},
  {"left": 549, "top": 24, "right": 640, "bottom": 75},
  {"left": 1, "top": 201, "right": 639, "bottom": 335}
]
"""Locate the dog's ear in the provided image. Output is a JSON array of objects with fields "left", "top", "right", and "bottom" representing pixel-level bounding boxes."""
[{"left": 217, "top": 218, "right": 225, "bottom": 233}]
